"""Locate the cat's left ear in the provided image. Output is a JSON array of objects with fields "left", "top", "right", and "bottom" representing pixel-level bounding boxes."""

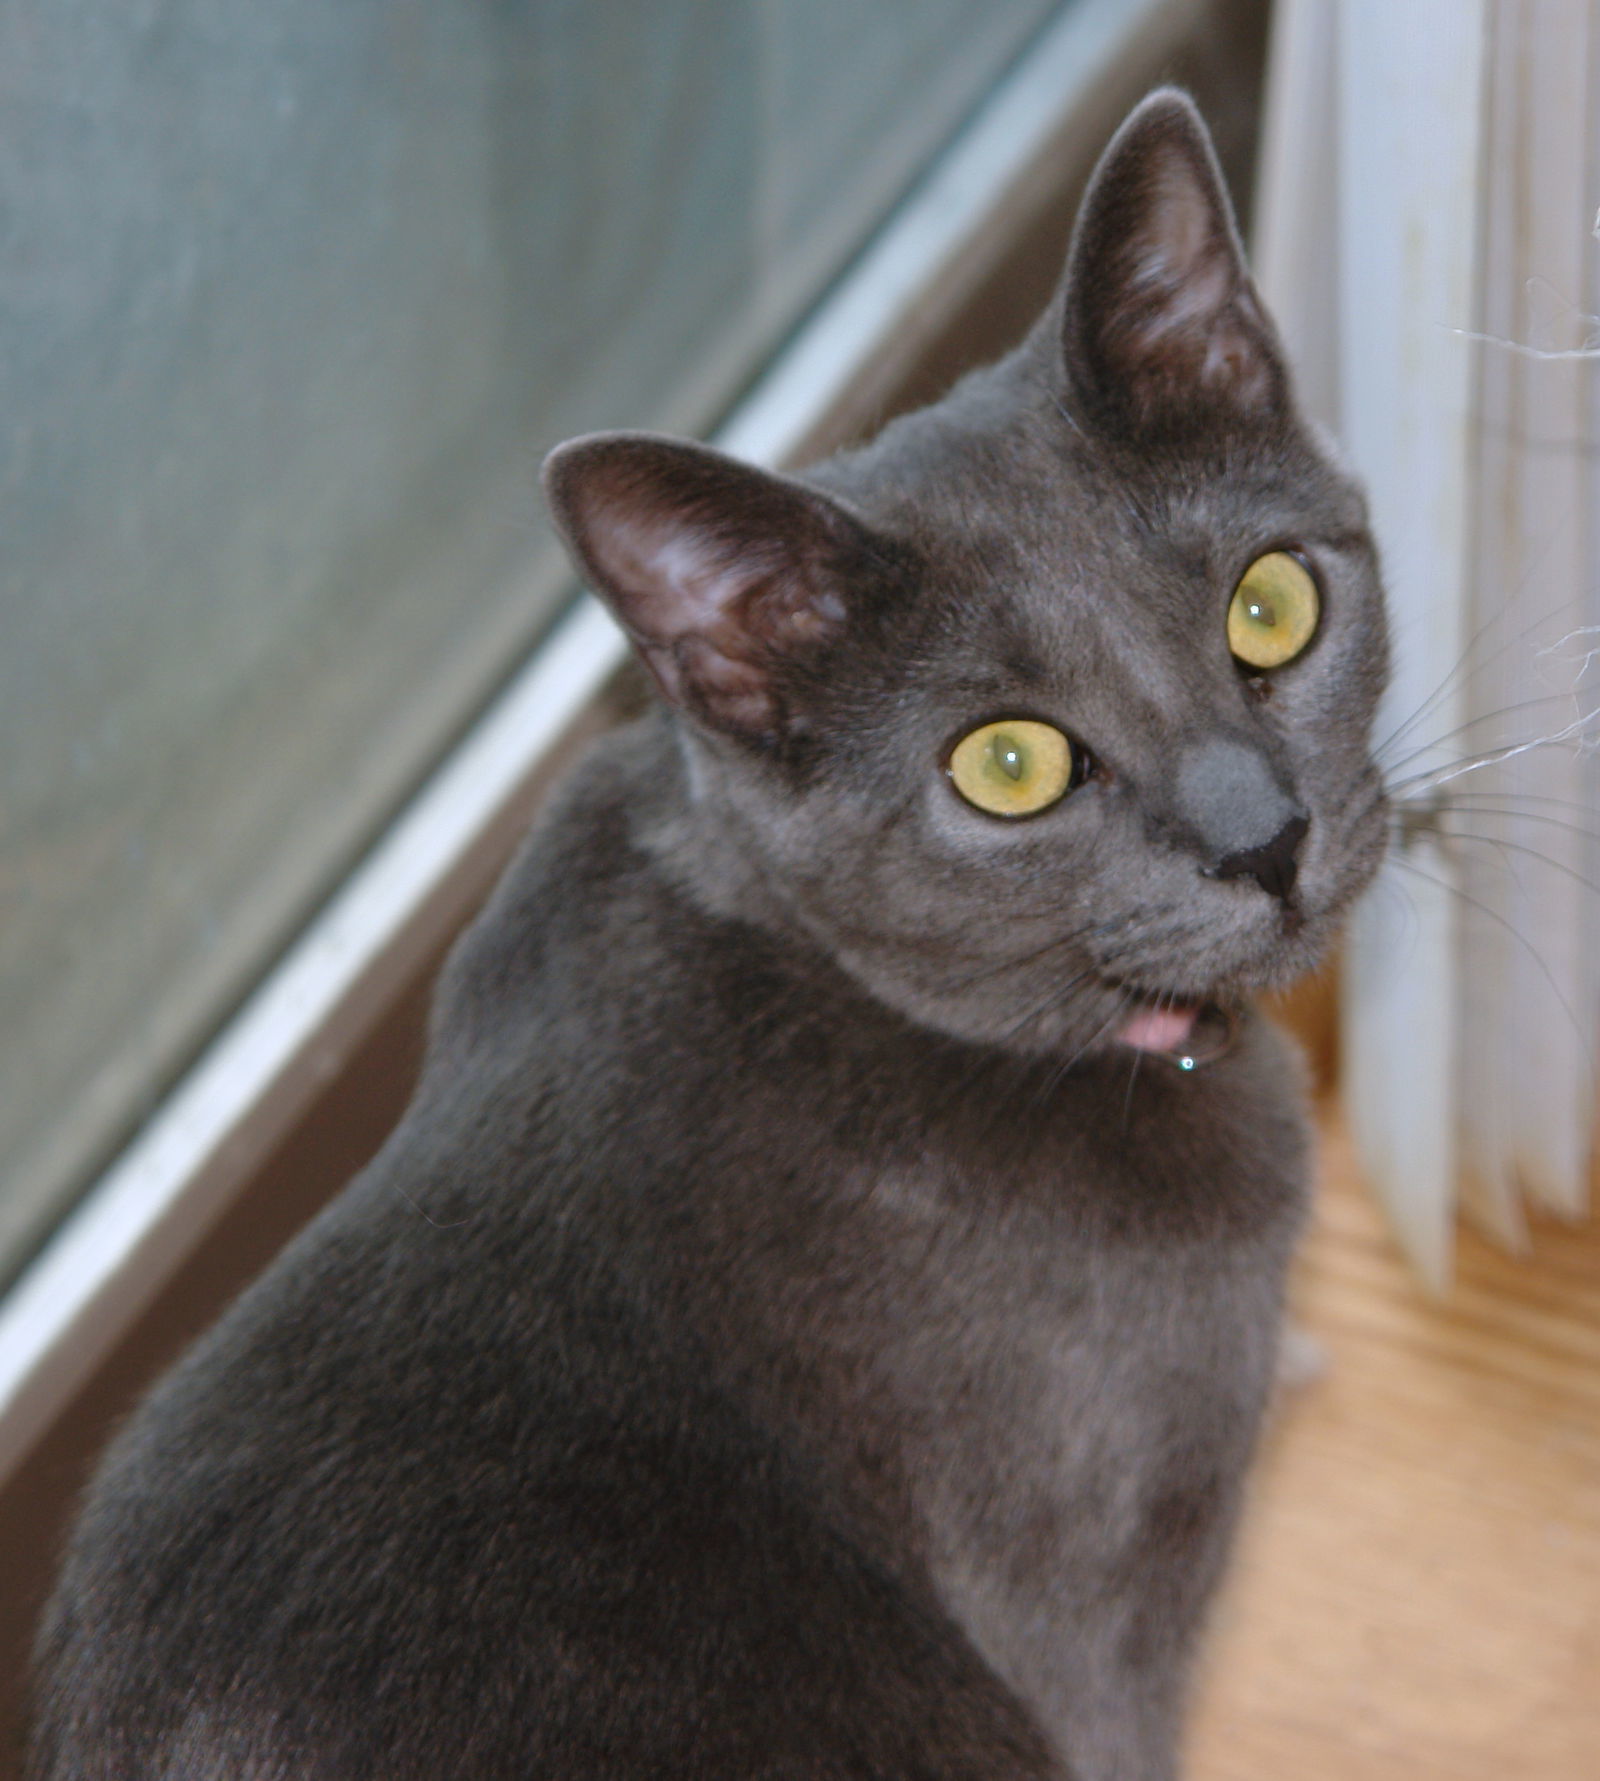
[
  {"left": 1059, "top": 89, "right": 1290, "bottom": 434},
  {"left": 543, "top": 432, "right": 879, "bottom": 742}
]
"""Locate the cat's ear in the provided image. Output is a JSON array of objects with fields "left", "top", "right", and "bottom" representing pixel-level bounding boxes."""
[
  {"left": 543, "top": 433, "right": 875, "bottom": 740},
  {"left": 1059, "top": 89, "right": 1289, "bottom": 434}
]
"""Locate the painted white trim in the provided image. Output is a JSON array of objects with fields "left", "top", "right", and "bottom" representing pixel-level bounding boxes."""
[
  {"left": 1250, "top": 0, "right": 1340, "bottom": 430},
  {"left": 0, "top": 0, "right": 1196, "bottom": 1483},
  {"left": 0, "top": 598, "right": 625, "bottom": 1478},
  {"left": 1337, "top": 0, "right": 1488, "bottom": 1289}
]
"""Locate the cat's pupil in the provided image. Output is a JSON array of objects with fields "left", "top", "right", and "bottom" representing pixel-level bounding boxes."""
[
  {"left": 1247, "top": 597, "right": 1277, "bottom": 629},
  {"left": 991, "top": 735, "right": 1027, "bottom": 781}
]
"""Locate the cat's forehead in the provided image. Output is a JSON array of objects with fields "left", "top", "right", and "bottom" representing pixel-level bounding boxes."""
[
  {"left": 809, "top": 388, "right": 1376, "bottom": 746},
  {"left": 826, "top": 383, "right": 1361, "bottom": 592}
]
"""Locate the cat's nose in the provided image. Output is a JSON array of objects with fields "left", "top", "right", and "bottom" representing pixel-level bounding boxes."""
[
  {"left": 1174, "top": 737, "right": 1306, "bottom": 903},
  {"left": 1213, "top": 813, "right": 1308, "bottom": 903}
]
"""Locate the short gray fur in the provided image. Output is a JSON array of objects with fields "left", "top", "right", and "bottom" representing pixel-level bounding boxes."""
[{"left": 30, "top": 92, "right": 1390, "bottom": 1780}]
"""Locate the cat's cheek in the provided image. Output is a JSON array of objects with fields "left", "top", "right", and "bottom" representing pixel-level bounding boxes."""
[{"left": 1294, "top": 779, "right": 1390, "bottom": 927}]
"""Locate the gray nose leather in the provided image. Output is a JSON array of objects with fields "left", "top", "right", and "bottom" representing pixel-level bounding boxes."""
[{"left": 1174, "top": 738, "right": 1305, "bottom": 899}]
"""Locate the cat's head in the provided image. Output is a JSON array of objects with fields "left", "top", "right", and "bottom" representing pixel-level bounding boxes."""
[{"left": 544, "top": 90, "right": 1389, "bottom": 1060}]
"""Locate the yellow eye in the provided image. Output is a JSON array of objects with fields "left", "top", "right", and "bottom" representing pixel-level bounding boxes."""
[
  {"left": 1227, "top": 551, "right": 1320, "bottom": 669},
  {"left": 948, "top": 719, "right": 1075, "bottom": 818}
]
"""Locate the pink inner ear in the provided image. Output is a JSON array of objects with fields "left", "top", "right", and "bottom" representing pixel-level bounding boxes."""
[
  {"left": 1118, "top": 157, "right": 1267, "bottom": 395},
  {"left": 1132, "top": 159, "right": 1236, "bottom": 321},
  {"left": 591, "top": 509, "right": 788, "bottom": 729},
  {"left": 661, "top": 635, "right": 774, "bottom": 733},
  {"left": 1064, "top": 100, "right": 1285, "bottom": 427},
  {"left": 547, "top": 433, "right": 865, "bottom": 737},
  {"left": 593, "top": 510, "right": 752, "bottom": 648}
]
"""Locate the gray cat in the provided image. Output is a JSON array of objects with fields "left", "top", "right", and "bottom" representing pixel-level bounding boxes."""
[{"left": 31, "top": 90, "right": 1389, "bottom": 1780}]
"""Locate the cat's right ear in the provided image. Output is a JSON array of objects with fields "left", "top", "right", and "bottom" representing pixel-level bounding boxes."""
[{"left": 543, "top": 433, "right": 876, "bottom": 742}]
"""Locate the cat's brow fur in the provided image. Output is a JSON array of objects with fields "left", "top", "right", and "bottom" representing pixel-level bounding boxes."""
[{"left": 31, "top": 91, "right": 1389, "bottom": 1781}]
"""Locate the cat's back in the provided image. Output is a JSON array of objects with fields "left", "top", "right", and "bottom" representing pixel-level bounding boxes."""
[{"left": 29, "top": 718, "right": 1059, "bottom": 1781}]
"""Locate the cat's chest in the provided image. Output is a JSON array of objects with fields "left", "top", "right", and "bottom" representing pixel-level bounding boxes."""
[
  {"left": 873, "top": 1150, "right": 1289, "bottom": 1546},
  {"left": 813, "top": 1059, "right": 1306, "bottom": 1769},
  {"left": 723, "top": 1012, "right": 1307, "bottom": 1500}
]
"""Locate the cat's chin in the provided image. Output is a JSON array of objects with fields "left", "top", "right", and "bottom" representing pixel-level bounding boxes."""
[
  {"left": 1094, "top": 905, "right": 1342, "bottom": 1058},
  {"left": 1172, "top": 876, "right": 1359, "bottom": 999}
]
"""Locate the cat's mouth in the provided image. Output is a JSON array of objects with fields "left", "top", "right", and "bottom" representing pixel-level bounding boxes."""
[
  {"left": 1117, "top": 1000, "right": 1200, "bottom": 1053},
  {"left": 1115, "top": 999, "right": 1238, "bottom": 1068}
]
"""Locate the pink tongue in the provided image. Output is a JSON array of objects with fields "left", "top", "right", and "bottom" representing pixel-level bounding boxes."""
[{"left": 1118, "top": 1002, "right": 1201, "bottom": 1054}]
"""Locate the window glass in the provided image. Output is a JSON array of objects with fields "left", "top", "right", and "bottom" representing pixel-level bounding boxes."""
[{"left": 0, "top": 0, "right": 1063, "bottom": 1281}]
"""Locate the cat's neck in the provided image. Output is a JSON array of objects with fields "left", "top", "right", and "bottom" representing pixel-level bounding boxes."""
[{"left": 635, "top": 714, "right": 813, "bottom": 938}]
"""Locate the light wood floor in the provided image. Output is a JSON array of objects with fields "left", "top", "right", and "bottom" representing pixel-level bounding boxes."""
[{"left": 1186, "top": 1106, "right": 1600, "bottom": 1781}]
